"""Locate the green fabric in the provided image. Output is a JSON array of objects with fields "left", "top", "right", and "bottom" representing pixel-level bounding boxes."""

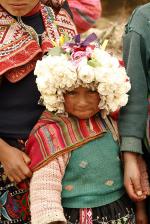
[
  {"left": 118, "top": 3, "right": 150, "bottom": 153},
  {"left": 62, "top": 132, "right": 124, "bottom": 208},
  {"left": 120, "top": 137, "right": 143, "bottom": 154}
]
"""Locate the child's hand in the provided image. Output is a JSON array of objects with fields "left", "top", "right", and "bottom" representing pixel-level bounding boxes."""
[
  {"left": 136, "top": 201, "right": 148, "bottom": 224},
  {"left": 0, "top": 140, "right": 32, "bottom": 183},
  {"left": 123, "top": 152, "right": 147, "bottom": 201}
]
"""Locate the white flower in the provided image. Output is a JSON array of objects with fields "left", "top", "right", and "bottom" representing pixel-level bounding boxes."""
[
  {"left": 95, "top": 67, "right": 110, "bottom": 83},
  {"left": 92, "top": 48, "right": 110, "bottom": 66},
  {"left": 48, "top": 55, "right": 77, "bottom": 89},
  {"left": 118, "top": 94, "right": 129, "bottom": 107},
  {"left": 77, "top": 58, "right": 95, "bottom": 83},
  {"left": 107, "top": 96, "right": 120, "bottom": 112},
  {"left": 36, "top": 76, "right": 49, "bottom": 92},
  {"left": 97, "top": 83, "right": 112, "bottom": 96},
  {"left": 42, "top": 95, "right": 60, "bottom": 111}
]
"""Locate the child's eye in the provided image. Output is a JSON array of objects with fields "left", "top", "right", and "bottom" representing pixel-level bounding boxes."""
[{"left": 66, "top": 91, "right": 76, "bottom": 95}]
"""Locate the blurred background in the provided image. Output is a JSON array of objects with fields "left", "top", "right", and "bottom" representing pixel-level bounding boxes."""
[
  {"left": 102, "top": 0, "right": 149, "bottom": 16},
  {"left": 90, "top": 0, "right": 149, "bottom": 57}
]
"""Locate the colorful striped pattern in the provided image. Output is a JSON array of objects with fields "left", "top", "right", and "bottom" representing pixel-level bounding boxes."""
[{"left": 26, "top": 111, "right": 108, "bottom": 171}]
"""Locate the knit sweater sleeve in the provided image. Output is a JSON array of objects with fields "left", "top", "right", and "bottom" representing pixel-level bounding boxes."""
[
  {"left": 30, "top": 154, "right": 70, "bottom": 224},
  {"left": 26, "top": 124, "right": 70, "bottom": 223},
  {"left": 119, "top": 31, "right": 148, "bottom": 154}
]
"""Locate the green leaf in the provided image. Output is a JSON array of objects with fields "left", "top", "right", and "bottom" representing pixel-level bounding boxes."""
[
  {"left": 87, "top": 58, "right": 100, "bottom": 67},
  {"left": 48, "top": 47, "right": 62, "bottom": 56},
  {"left": 63, "top": 32, "right": 70, "bottom": 42}
]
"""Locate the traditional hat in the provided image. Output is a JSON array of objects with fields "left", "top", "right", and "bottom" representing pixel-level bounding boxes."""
[{"left": 35, "top": 33, "right": 131, "bottom": 117}]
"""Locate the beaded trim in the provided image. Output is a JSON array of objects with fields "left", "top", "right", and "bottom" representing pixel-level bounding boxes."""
[
  {"left": 66, "top": 208, "right": 135, "bottom": 224},
  {"left": 17, "top": 17, "right": 41, "bottom": 45}
]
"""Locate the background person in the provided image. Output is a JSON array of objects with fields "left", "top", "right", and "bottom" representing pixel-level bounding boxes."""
[{"left": 118, "top": 2, "right": 150, "bottom": 222}]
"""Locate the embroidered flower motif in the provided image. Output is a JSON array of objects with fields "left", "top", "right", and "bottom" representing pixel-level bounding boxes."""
[
  {"left": 64, "top": 185, "right": 74, "bottom": 191},
  {"left": 105, "top": 180, "right": 114, "bottom": 186},
  {"left": 0, "top": 191, "right": 12, "bottom": 221},
  {"left": 35, "top": 33, "right": 131, "bottom": 118},
  {"left": 79, "top": 161, "right": 88, "bottom": 169}
]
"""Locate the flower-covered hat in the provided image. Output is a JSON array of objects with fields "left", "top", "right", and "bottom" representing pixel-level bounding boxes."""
[{"left": 34, "top": 33, "right": 131, "bottom": 117}]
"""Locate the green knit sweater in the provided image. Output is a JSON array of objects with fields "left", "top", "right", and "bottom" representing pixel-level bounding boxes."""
[
  {"left": 62, "top": 132, "right": 124, "bottom": 208},
  {"left": 118, "top": 3, "right": 150, "bottom": 153}
]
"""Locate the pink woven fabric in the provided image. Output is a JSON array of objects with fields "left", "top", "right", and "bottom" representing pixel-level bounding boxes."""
[
  {"left": 30, "top": 153, "right": 69, "bottom": 224},
  {"left": 80, "top": 208, "right": 93, "bottom": 224},
  {"left": 68, "top": 0, "right": 102, "bottom": 33}
]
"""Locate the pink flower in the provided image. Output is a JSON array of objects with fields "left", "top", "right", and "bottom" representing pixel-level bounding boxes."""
[{"left": 71, "top": 45, "right": 94, "bottom": 62}]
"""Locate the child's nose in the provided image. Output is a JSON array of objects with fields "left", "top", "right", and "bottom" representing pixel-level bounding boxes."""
[{"left": 78, "top": 96, "right": 88, "bottom": 106}]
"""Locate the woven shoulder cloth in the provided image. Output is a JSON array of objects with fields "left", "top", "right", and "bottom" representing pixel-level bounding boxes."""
[
  {"left": 0, "top": 3, "right": 76, "bottom": 83},
  {"left": 26, "top": 110, "right": 119, "bottom": 171}
]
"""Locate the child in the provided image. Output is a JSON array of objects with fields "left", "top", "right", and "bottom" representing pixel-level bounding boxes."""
[{"left": 26, "top": 34, "right": 143, "bottom": 223}]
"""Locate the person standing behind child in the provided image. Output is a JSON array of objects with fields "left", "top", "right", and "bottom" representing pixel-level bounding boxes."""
[
  {"left": 25, "top": 34, "right": 139, "bottom": 224},
  {"left": 118, "top": 2, "right": 150, "bottom": 223}
]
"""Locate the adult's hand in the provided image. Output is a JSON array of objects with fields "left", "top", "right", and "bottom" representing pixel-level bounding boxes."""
[
  {"left": 123, "top": 152, "right": 146, "bottom": 201},
  {"left": 0, "top": 138, "right": 32, "bottom": 183}
]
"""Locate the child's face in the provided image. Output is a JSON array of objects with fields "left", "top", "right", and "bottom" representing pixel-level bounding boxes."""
[
  {"left": 0, "top": 0, "right": 39, "bottom": 16},
  {"left": 64, "top": 86, "right": 100, "bottom": 119}
]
